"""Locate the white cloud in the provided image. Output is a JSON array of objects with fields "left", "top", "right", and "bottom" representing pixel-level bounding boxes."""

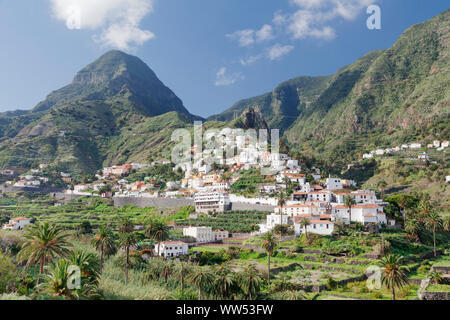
[
  {"left": 240, "top": 55, "right": 262, "bottom": 66},
  {"left": 49, "top": 0, "right": 155, "bottom": 51},
  {"left": 226, "top": 29, "right": 255, "bottom": 47},
  {"left": 227, "top": 24, "right": 275, "bottom": 47},
  {"left": 267, "top": 44, "right": 294, "bottom": 60},
  {"left": 215, "top": 67, "right": 244, "bottom": 86},
  {"left": 256, "top": 24, "right": 274, "bottom": 42},
  {"left": 287, "top": 0, "right": 375, "bottom": 39}
]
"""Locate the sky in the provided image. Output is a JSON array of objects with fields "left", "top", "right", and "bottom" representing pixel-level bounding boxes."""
[{"left": 0, "top": 0, "right": 448, "bottom": 117}]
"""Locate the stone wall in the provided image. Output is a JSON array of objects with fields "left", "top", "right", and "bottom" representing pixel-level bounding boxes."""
[
  {"left": 231, "top": 203, "right": 274, "bottom": 212},
  {"left": 113, "top": 197, "right": 194, "bottom": 209},
  {"left": 112, "top": 196, "right": 275, "bottom": 211},
  {"left": 421, "top": 291, "right": 450, "bottom": 300}
]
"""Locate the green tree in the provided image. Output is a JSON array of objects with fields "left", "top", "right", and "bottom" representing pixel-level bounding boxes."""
[
  {"left": 377, "top": 180, "right": 388, "bottom": 198},
  {"left": 91, "top": 226, "right": 116, "bottom": 273},
  {"left": 67, "top": 250, "right": 100, "bottom": 286},
  {"left": 174, "top": 261, "right": 192, "bottom": 292},
  {"left": 261, "top": 232, "right": 277, "bottom": 284},
  {"left": 118, "top": 218, "right": 134, "bottom": 234},
  {"left": 239, "top": 264, "right": 261, "bottom": 300},
  {"left": 0, "top": 252, "right": 17, "bottom": 293},
  {"left": 425, "top": 211, "right": 443, "bottom": 257},
  {"left": 39, "top": 259, "right": 79, "bottom": 299},
  {"left": 277, "top": 192, "right": 287, "bottom": 228},
  {"left": 404, "top": 218, "right": 421, "bottom": 241},
  {"left": 146, "top": 219, "right": 169, "bottom": 258},
  {"left": 344, "top": 196, "right": 356, "bottom": 226},
  {"left": 299, "top": 218, "right": 311, "bottom": 241},
  {"left": 18, "top": 222, "right": 70, "bottom": 285},
  {"left": 120, "top": 232, "right": 138, "bottom": 285},
  {"left": 191, "top": 268, "right": 215, "bottom": 300},
  {"left": 214, "top": 265, "right": 235, "bottom": 299},
  {"left": 428, "top": 270, "right": 443, "bottom": 284},
  {"left": 378, "top": 254, "right": 409, "bottom": 300}
]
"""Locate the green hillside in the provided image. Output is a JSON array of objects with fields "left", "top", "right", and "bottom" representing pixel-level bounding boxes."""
[
  {"left": 211, "top": 10, "right": 450, "bottom": 170},
  {"left": 0, "top": 51, "right": 198, "bottom": 175}
]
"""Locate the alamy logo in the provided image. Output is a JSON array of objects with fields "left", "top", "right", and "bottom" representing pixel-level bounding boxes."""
[
  {"left": 366, "top": 265, "right": 382, "bottom": 290},
  {"left": 66, "top": 6, "right": 81, "bottom": 30},
  {"left": 171, "top": 122, "right": 281, "bottom": 175},
  {"left": 367, "top": 5, "right": 382, "bottom": 30},
  {"left": 67, "top": 265, "right": 81, "bottom": 290}
]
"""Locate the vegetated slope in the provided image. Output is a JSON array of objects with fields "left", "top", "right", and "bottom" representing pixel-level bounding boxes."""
[
  {"left": 0, "top": 51, "right": 199, "bottom": 175},
  {"left": 209, "top": 76, "right": 331, "bottom": 133},
  {"left": 211, "top": 10, "right": 449, "bottom": 171},
  {"left": 285, "top": 10, "right": 450, "bottom": 169}
]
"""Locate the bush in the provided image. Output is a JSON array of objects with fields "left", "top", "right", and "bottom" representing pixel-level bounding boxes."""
[{"left": 326, "top": 277, "right": 338, "bottom": 290}]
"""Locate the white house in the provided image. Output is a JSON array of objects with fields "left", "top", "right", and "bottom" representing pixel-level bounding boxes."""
[
  {"left": 258, "top": 214, "right": 289, "bottom": 234},
  {"left": 326, "top": 178, "right": 342, "bottom": 191},
  {"left": 410, "top": 143, "right": 422, "bottom": 149},
  {"left": 194, "top": 192, "right": 231, "bottom": 213},
  {"left": 307, "top": 190, "right": 332, "bottom": 203},
  {"left": 286, "top": 160, "right": 300, "bottom": 169},
  {"left": 212, "top": 229, "right": 229, "bottom": 241},
  {"left": 154, "top": 241, "right": 188, "bottom": 258},
  {"left": 332, "top": 204, "right": 386, "bottom": 225},
  {"left": 2, "top": 217, "right": 32, "bottom": 230},
  {"left": 183, "top": 226, "right": 213, "bottom": 243},
  {"left": 276, "top": 204, "right": 320, "bottom": 217},
  {"left": 294, "top": 220, "right": 334, "bottom": 236}
]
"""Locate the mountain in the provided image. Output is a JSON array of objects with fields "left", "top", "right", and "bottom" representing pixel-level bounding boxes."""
[
  {"left": 33, "top": 50, "right": 195, "bottom": 118},
  {"left": 0, "top": 51, "right": 200, "bottom": 176},
  {"left": 211, "top": 10, "right": 450, "bottom": 170},
  {"left": 208, "top": 76, "right": 330, "bottom": 134}
]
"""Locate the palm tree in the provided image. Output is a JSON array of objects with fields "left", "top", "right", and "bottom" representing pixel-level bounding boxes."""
[
  {"left": 378, "top": 254, "right": 409, "bottom": 300},
  {"left": 191, "top": 268, "right": 215, "bottom": 300},
  {"left": 174, "top": 261, "right": 191, "bottom": 292},
  {"left": 214, "top": 265, "right": 235, "bottom": 299},
  {"left": 119, "top": 218, "right": 134, "bottom": 234},
  {"left": 344, "top": 196, "right": 356, "bottom": 226},
  {"left": 404, "top": 218, "right": 421, "bottom": 241},
  {"left": 68, "top": 250, "right": 100, "bottom": 286},
  {"left": 120, "top": 232, "right": 138, "bottom": 285},
  {"left": 239, "top": 264, "right": 261, "bottom": 300},
  {"left": 377, "top": 180, "right": 387, "bottom": 198},
  {"left": 18, "top": 222, "right": 70, "bottom": 285},
  {"left": 277, "top": 192, "right": 287, "bottom": 227},
  {"left": 261, "top": 232, "right": 277, "bottom": 284},
  {"left": 160, "top": 260, "right": 173, "bottom": 284},
  {"left": 146, "top": 219, "right": 170, "bottom": 258},
  {"left": 425, "top": 211, "right": 443, "bottom": 257},
  {"left": 397, "top": 195, "right": 411, "bottom": 224},
  {"left": 39, "top": 259, "right": 79, "bottom": 299},
  {"left": 91, "top": 225, "right": 116, "bottom": 273},
  {"left": 443, "top": 216, "right": 450, "bottom": 232},
  {"left": 427, "top": 270, "right": 443, "bottom": 284},
  {"left": 299, "top": 218, "right": 311, "bottom": 241}
]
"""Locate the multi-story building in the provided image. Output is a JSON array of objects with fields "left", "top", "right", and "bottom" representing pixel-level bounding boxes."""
[
  {"left": 154, "top": 241, "right": 188, "bottom": 258},
  {"left": 194, "top": 192, "right": 231, "bottom": 213},
  {"left": 331, "top": 203, "right": 387, "bottom": 225},
  {"left": 183, "top": 226, "right": 213, "bottom": 243}
]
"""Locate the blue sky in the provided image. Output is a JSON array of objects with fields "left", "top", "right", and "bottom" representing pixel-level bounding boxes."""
[{"left": 0, "top": 0, "right": 448, "bottom": 117}]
